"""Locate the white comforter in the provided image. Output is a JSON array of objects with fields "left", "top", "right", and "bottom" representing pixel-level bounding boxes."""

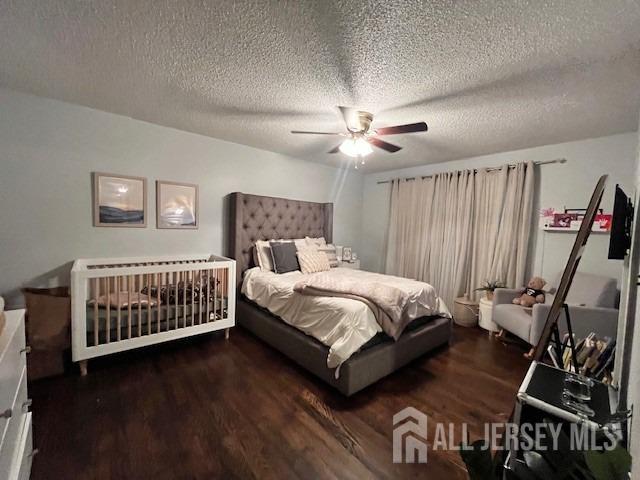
[{"left": 242, "top": 267, "right": 450, "bottom": 370}]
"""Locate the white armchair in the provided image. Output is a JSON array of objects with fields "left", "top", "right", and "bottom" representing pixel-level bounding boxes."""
[{"left": 492, "top": 272, "right": 619, "bottom": 351}]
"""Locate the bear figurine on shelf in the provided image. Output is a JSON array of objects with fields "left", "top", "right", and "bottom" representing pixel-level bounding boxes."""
[{"left": 512, "top": 277, "right": 546, "bottom": 308}]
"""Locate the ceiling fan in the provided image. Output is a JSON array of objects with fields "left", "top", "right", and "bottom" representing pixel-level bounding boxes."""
[{"left": 291, "top": 106, "right": 428, "bottom": 167}]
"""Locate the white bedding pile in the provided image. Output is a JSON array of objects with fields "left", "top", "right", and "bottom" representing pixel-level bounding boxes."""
[{"left": 242, "top": 267, "right": 450, "bottom": 370}]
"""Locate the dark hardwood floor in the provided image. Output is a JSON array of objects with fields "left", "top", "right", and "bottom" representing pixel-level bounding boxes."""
[{"left": 29, "top": 325, "right": 530, "bottom": 479}]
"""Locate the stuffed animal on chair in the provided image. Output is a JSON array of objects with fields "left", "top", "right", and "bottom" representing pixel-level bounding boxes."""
[{"left": 512, "top": 277, "right": 546, "bottom": 308}]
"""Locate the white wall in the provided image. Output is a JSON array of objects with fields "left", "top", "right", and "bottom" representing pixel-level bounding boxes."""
[
  {"left": 0, "top": 88, "right": 364, "bottom": 308},
  {"left": 627, "top": 124, "right": 640, "bottom": 472},
  {"left": 361, "top": 133, "right": 638, "bottom": 288}
]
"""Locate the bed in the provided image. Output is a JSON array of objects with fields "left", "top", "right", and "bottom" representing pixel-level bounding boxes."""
[{"left": 227, "top": 192, "right": 452, "bottom": 396}]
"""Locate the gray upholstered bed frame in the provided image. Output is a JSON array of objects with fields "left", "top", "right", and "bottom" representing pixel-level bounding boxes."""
[{"left": 227, "top": 192, "right": 452, "bottom": 396}]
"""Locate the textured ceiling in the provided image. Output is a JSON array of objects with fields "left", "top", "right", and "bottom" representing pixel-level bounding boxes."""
[{"left": 1, "top": 0, "right": 639, "bottom": 172}]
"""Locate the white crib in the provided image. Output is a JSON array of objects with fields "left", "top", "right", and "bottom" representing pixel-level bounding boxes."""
[{"left": 71, "top": 254, "right": 235, "bottom": 374}]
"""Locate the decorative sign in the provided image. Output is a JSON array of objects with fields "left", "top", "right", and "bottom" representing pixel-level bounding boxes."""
[{"left": 539, "top": 207, "right": 611, "bottom": 232}]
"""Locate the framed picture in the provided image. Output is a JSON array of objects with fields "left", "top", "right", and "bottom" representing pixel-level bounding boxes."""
[
  {"left": 550, "top": 213, "right": 577, "bottom": 228},
  {"left": 156, "top": 181, "right": 199, "bottom": 229},
  {"left": 93, "top": 172, "right": 147, "bottom": 227},
  {"left": 342, "top": 247, "right": 352, "bottom": 262}
]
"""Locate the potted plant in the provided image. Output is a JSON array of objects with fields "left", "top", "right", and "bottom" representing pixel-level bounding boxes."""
[{"left": 474, "top": 280, "right": 505, "bottom": 301}]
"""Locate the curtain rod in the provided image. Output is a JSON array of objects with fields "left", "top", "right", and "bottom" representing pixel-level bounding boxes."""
[{"left": 376, "top": 158, "right": 567, "bottom": 185}]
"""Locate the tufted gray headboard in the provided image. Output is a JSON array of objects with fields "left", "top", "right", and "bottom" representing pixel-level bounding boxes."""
[{"left": 227, "top": 192, "right": 333, "bottom": 286}]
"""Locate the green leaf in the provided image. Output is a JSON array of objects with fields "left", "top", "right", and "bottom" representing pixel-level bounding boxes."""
[{"left": 585, "top": 445, "right": 632, "bottom": 480}]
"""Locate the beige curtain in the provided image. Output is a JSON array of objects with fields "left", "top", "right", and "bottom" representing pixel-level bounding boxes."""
[
  {"left": 467, "top": 162, "right": 535, "bottom": 300},
  {"left": 385, "top": 170, "right": 475, "bottom": 307},
  {"left": 385, "top": 162, "right": 535, "bottom": 307}
]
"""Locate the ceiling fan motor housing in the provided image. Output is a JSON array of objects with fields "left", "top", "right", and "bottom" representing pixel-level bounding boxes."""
[{"left": 354, "top": 111, "right": 374, "bottom": 133}]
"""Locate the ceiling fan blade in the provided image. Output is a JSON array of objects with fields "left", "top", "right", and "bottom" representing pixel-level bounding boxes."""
[
  {"left": 338, "top": 106, "right": 361, "bottom": 132},
  {"left": 291, "top": 130, "right": 342, "bottom": 135},
  {"left": 368, "top": 137, "right": 402, "bottom": 153},
  {"left": 328, "top": 144, "right": 342, "bottom": 154},
  {"left": 374, "top": 122, "right": 428, "bottom": 136}
]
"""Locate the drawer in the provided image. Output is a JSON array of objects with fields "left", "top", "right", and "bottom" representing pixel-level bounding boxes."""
[
  {"left": 0, "top": 367, "right": 28, "bottom": 477},
  {"left": 15, "top": 413, "right": 34, "bottom": 480},
  {"left": 0, "top": 320, "right": 26, "bottom": 443}
]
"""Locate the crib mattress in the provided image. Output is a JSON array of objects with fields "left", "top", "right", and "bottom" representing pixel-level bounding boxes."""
[{"left": 84, "top": 301, "right": 226, "bottom": 345}]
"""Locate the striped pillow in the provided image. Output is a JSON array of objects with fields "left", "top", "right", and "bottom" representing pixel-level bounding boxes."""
[
  {"left": 317, "top": 244, "right": 339, "bottom": 267},
  {"left": 297, "top": 250, "right": 331, "bottom": 274}
]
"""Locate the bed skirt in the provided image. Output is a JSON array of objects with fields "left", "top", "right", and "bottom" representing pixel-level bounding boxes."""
[{"left": 237, "top": 297, "right": 452, "bottom": 396}]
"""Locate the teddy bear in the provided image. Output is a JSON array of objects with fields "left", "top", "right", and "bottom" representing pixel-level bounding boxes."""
[{"left": 512, "top": 277, "right": 546, "bottom": 307}]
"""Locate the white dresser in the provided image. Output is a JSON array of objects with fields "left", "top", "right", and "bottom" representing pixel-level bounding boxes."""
[{"left": 0, "top": 310, "right": 34, "bottom": 480}]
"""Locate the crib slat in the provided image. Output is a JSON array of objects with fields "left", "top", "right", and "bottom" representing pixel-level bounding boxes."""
[
  {"left": 147, "top": 273, "right": 152, "bottom": 336},
  {"left": 106, "top": 277, "right": 111, "bottom": 344},
  {"left": 137, "top": 273, "right": 142, "bottom": 337},
  {"left": 191, "top": 270, "right": 195, "bottom": 327},
  {"left": 175, "top": 271, "right": 179, "bottom": 330},
  {"left": 221, "top": 268, "right": 225, "bottom": 320},
  {"left": 128, "top": 274, "right": 133, "bottom": 339},
  {"left": 165, "top": 272, "right": 169, "bottom": 330},
  {"left": 183, "top": 270, "right": 187, "bottom": 328},
  {"left": 220, "top": 268, "right": 224, "bottom": 320},
  {"left": 213, "top": 268, "right": 222, "bottom": 320},
  {"left": 164, "top": 272, "right": 169, "bottom": 331},
  {"left": 212, "top": 268, "right": 216, "bottom": 321},
  {"left": 217, "top": 269, "right": 221, "bottom": 320},
  {"left": 93, "top": 278, "right": 99, "bottom": 346},
  {"left": 221, "top": 270, "right": 226, "bottom": 319},
  {"left": 212, "top": 270, "right": 216, "bottom": 321},
  {"left": 160, "top": 272, "right": 164, "bottom": 332},
  {"left": 116, "top": 276, "right": 122, "bottom": 341},
  {"left": 198, "top": 269, "right": 203, "bottom": 325},
  {"left": 206, "top": 269, "right": 211, "bottom": 323},
  {"left": 156, "top": 273, "right": 161, "bottom": 334},
  {"left": 224, "top": 270, "right": 228, "bottom": 319}
]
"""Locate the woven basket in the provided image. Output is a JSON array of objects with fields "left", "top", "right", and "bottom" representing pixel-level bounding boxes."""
[{"left": 453, "top": 296, "right": 479, "bottom": 327}]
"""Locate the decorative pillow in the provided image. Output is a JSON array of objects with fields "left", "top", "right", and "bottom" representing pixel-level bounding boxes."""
[
  {"left": 91, "top": 292, "right": 158, "bottom": 309},
  {"left": 140, "top": 279, "right": 217, "bottom": 305},
  {"left": 297, "top": 250, "right": 331, "bottom": 274},
  {"left": 317, "top": 244, "right": 339, "bottom": 267},
  {"left": 270, "top": 241, "right": 300, "bottom": 274},
  {"left": 305, "top": 236, "right": 327, "bottom": 248},
  {"left": 254, "top": 240, "right": 275, "bottom": 271},
  {"left": 254, "top": 239, "right": 306, "bottom": 271},
  {"left": 293, "top": 238, "right": 308, "bottom": 250}
]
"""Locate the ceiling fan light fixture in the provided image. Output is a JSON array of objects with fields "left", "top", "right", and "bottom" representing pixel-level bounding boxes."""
[{"left": 339, "top": 137, "right": 373, "bottom": 157}]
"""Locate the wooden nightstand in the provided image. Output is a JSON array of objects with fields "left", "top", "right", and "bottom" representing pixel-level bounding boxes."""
[{"left": 338, "top": 259, "right": 360, "bottom": 269}]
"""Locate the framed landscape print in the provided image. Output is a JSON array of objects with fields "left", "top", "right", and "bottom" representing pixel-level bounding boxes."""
[
  {"left": 93, "top": 173, "right": 147, "bottom": 227},
  {"left": 156, "top": 181, "right": 198, "bottom": 229}
]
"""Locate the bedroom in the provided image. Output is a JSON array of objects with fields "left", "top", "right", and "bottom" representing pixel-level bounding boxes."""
[{"left": 0, "top": 1, "right": 639, "bottom": 479}]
